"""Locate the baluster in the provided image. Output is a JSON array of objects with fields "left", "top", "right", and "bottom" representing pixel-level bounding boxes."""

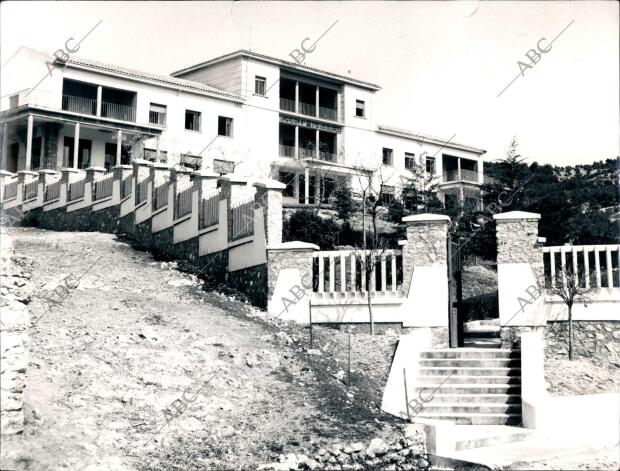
[
  {"left": 380, "top": 253, "right": 387, "bottom": 292},
  {"left": 583, "top": 248, "right": 590, "bottom": 289},
  {"left": 318, "top": 255, "right": 324, "bottom": 293},
  {"left": 560, "top": 249, "right": 567, "bottom": 287},
  {"left": 606, "top": 247, "right": 613, "bottom": 288},
  {"left": 350, "top": 254, "right": 356, "bottom": 292},
  {"left": 361, "top": 253, "right": 366, "bottom": 292},
  {"left": 572, "top": 247, "right": 579, "bottom": 287},
  {"left": 329, "top": 254, "right": 335, "bottom": 292},
  {"left": 391, "top": 253, "right": 397, "bottom": 291},
  {"left": 550, "top": 249, "right": 556, "bottom": 288},
  {"left": 594, "top": 247, "right": 601, "bottom": 288},
  {"left": 340, "top": 254, "right": 346, "bottom": 293}
]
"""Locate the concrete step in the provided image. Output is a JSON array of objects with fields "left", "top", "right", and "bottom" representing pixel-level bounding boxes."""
[
  {"left": 463, "top": 330, "right": 500, "bottom": 338},
  {"left": 452, "top": 425, "right": 533, "bottom": 451},
  {"left": 419, "top": 358, "right": 521, "bottom": 368},
  {"left": 423, "top": 393, "right": 521, "bottom": 404},
  {"left": 420, "top": 349, "right": 520, "bottom": 360},
  {"left": 416, "top": 412, "right": 522, "bottom": 425},
  {"left": 422, "top": 384, "right": 521, "bottom": 395},
  {"left": 421, "top": 403, "right": 522, "bottom": 414},
  {"left": 417, "top": 375, "right": 521, "bottom": 385},
  {"left": 419, "top": 367, "right": 521, "bottom": 377}
]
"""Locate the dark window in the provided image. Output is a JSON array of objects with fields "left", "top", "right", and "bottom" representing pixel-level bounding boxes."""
[
  {"left": 405, "top": 153, "right": 415, "bottom": 170},
  {"left": 279, "top": 171, "right": 296, "bottom": 197},
  {"left": 255, "top": 76, "right": 266, "bottom": 96},
  {"left": 355, "top": 100, "right": 365, "bottom": 118},
  {"left": 180, "top": 153, "right": 202, "bottom": 171},
  {"left": 31, "top": 137, "right": 43, "bottom": 170},
  {"left": 144, "top": 148, "right": 168, "bottom": 163},
  {"left": 382, "top": 148, "right": 393, "bottom": 166},
  {"left": 104, "top": 143, "right": 116, "bottom": 171},
  {"left": 218, "top": 116, "right": 233, "bottom": 137},
  {"left": 380, "top": 185, "right": 395, "bottom": 205},
  {"left": 445, "top": 193, "right": 459, "bottom": 210},
  {"left": 321, "top": 177, "right": 335, "bottom": 203},
  {"left": 149, "top": 103, "right": 167, "bottom": 125},
  {"left": 426, "top": 157, "right": 436, "bottom": 174},
  {"left": 8, "top": 143, "right": 19, "bottom": 173},
  {"left": 185, "top": 110, "right": 201, "bottom": 131},
  {"left": 63, "top": 137, "right": 91, "bottom": 169}
]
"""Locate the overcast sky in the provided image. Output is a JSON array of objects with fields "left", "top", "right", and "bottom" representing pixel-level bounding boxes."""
[{"left": 1, "top": 1, "right": 618, "bottom": 167}]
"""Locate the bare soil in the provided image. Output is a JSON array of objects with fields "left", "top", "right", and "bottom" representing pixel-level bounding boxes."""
[
  {"left": 0, "top": 226, "right": 403, "bottom": 471},
  {"left": 544, "top": 356, "right": 619, "bottom": 396}
]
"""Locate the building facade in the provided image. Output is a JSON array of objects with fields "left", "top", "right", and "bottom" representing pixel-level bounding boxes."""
[{"left": 0, "top": 47, "right": 486, "bottom": 209}]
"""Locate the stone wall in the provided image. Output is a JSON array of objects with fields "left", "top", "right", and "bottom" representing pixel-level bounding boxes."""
[
  {"left": 258, "top": 424, "right": 428, "bottom": 471},
  {"left": 495, "top": 218, "right": 542, "bottom": 266},
  {"left": 0, "top": 230, "right": 30, "bottom": 435},
  {"left": 545, "top": 321, "right": 620, "bottom": 363}
]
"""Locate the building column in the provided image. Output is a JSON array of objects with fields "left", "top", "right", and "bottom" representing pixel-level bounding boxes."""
[
  {"left": 294, "top": 126, "right": 299, "bottom": 159},
  {"left": 295, "top": 81, "right": 299, "bottom": 114},
  {"left": 1, "top": 122, "right": 8, "bottom": 171},
  {"left": 315, "top": 129, "right": 320, "bottom": 160},
  {"left": 24, "top": 115, "right": 34, "bottom": 171},
  {"left": 96, "top": 85, "right": 102, "bottom": 117},
  {"left": 294, "top": 173, "right": 299, "bottom": 199},
  {"left": 315, "top": 86, "right": 319, "bottom": 117},
  {"left": 304, "top": 167, "right": 309, "bottom": 204},
  {"left": 116, "top": 129, "right": 122, "bottom": 166},
  {"left": 457, "top": 157, "right": 462, "bottom": 181},
  {"left": 155, "top": 136, "right": 160, "bottom": 162},
  {"left": 72, "top": 122, "right": 80, "bottom": 169}
]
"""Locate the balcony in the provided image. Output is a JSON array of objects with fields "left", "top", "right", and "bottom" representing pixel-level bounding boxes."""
[
  {"left": 62, "top": 95, "right": 136, "bottom": 122},
  {"left": 442, "top": 168, "right": 480, "bottom": 183},
  {"left": 280, "top": 98, "right": 295, "bottom": 112},
  {"left": 319, "top": 106, "right": 337, "bottom": 121},
  {"left": 318, "top": 151, "right": 337, "bottom": 162},
  {"left": 299, "top": 102, "right": 316, "bottom": 117},
  {"left": 279, "top": 144, "right": 295, "bottom": 158}
]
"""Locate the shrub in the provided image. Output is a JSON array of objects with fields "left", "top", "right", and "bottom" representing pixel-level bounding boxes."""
[
  {"left": 332, "top": 186, "right": 356, "bottom": 221},
  {"left": 283, "top": 209, "right": 340, "bottom": 250}
]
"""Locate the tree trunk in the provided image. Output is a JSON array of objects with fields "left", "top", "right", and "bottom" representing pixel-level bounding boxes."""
[
  {"left": 568, "top": 304, "right": 573, "bottom": 360},
  {"left": 367, "top": 258, "right": 375, "bottom": 335}
]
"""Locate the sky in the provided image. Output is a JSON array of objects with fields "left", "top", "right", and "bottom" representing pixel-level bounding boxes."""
[{"left": 1, "top": 1, "right": 618, "bottom": 167}]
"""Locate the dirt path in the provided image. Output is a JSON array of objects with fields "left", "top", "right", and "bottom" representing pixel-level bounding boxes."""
[{"left": 0, "top": 227, "right": 398, "bottom": 471}]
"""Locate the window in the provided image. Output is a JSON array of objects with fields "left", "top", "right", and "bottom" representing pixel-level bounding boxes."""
[
  {"left": 279, "top": 171, "right": 296, "bottom": 197},
  {"left": 218, "top": 116, "right": 233, "bottom": 137},
  {"left": 31, "top": 137, "right": 42, "bottom": 170},
  {"left": 149, "top": 103, "right": 167, "bottom": 126},
  {"left": 380, "top": 185, "right": 395, "bottom": 205},
  {"left": 9, "top": 95, "right": 19, "bottom": 109},
  {"left": 144, "top": 148, "right": 168, "bottom": 163},
  {"left": 382, "top": 148, "right": 393, "bottom": 166},
  {"left": 255, "top": 76, "right": 266, "bottom": 96},
  {"left": 185, "top": 110, "right": 201, "bottom": 131},
  {"left": 213, "top": 158, "right": 235, "bottom": 175},
  {"left": 180, "top": 153, "right": 202, "bottom": 171},
  {"left": 355, "top": 100, "right": 365, "bottom": 118},
  {"left": 425, "top": 157, "right": 436, "bottom": 174},
  {"left": 405, "top": 153, "right": 416, "bottom": 170}
]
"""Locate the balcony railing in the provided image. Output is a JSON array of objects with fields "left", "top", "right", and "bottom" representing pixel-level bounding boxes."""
[
  {"left": 299, "top": 102, "right": 316, "bottom": 117},
  {"left": 319, "top": 106, "right": 337, "bottom": 121},
  {"left": 102, "top": 102, "right": 136, "bottom": 122},
  {"left": 279, "top": 144, "right": 295, "bottom": 158},
  {"left": 280, "top": 98, "right": 296, "bottom": 112},
  {"left": 442, "top": 169, "right": 480, "bottom": 183},
  {"left": 62, "top": 95, "right": 96, "bottom": 116},
  {"left": 318, "top": 151, "right": 337, "bottom": 162},
  {"left": 299, "top": 148, "right": 316, "bottom": 159}
]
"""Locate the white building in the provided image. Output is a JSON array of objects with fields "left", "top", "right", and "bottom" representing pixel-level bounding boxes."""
[{"left": 0, "top": 47, "right": 486, "bottom": 209}]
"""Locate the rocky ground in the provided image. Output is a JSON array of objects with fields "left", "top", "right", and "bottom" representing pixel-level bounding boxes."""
[
  {"left": 544, "top": 356, "right": 619, "bottom": 396},
  {"left": 0, "top": 226, "right": 418, "bottom": 471}
]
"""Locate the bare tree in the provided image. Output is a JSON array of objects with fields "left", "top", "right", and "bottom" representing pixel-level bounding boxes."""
[{"left": 544, "top": 266, "right": 599, "bottom": 360}]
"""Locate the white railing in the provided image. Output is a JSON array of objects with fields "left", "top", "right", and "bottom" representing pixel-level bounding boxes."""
[
  {"left": 313, "top": 249, "right": 403, "bottom": 294},
  {"left": 3, "top": 181, "right": 17, "bottom": 200},
  {"left": 199, "top": 190, "right": 220, "bottom": 229},
  {"left": 279, "top": 144, "right": 295, "bottom": 158},
  {"left": 101, "top": 102, "right": 136, "bottom": 122},
  {"left": 280, "top": 98, "right": 296, "bottom": 112},
  {"left": 319, "top": 106, "right": 337, "bottom": 121},
  {"left": 174, "top": 183, "right": 193, "bottom": 219},
  {"left": 93, "top": 174, "right": 114, "bottom": 201},
  {"left": 23, "top": 181, "right": 38, "bottom": 201},
  {"left": 229, "top": 198, "right": 254, "bottom": 241},
  {"left": 44, "top": 181, "right": 60, "bottom": 202},
  {"left": 62, "top": 95, "right": 96, "bottom": 115},
  {"left": 543, "top": 245, "right": 620, "bottom": 289}
]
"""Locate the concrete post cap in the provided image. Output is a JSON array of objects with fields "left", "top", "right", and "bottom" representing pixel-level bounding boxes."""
[
  {"left": 152, "top": 163, "right": 170, "bottom": 170},
  {"left": 17, "top": 170, "right": 38, "bottom": 176},
  {"left": 37, "top": 169, "right": 59, "bottom": 175},
  {"left": 112, "top": 165, "right": 133, "bottom": 170},
  {"left": 493, "top": 211, "right": 541, "bottom": 221},
  {"left": 219, "top": 174, "right": 247, "bottom": 184},
  {"left": 191, "top": 170, "right": 219, "bottom": 178},
  {"left": 402, "top": 213, "right": 450, "bottom": 224},
  {"left": 267, "top": 241, "right": 320, "bottom": 251},
  {"left": 85, "top": 166, "right": 107, "bottom": 172},
  {"left": 60, "top": 168, "right": 81, "bottom": 173},
  {"left": 398, "top": 239, "right": 408, "bottom": 246},
  {"left": 0, "top": 170, "right": 16, "bottom": 177},
  {"left": 132, "top": 159, "right": 153, "bottom": 166},
  {"left": 253, "top": 178, "right": 286, "bottom": 190}
]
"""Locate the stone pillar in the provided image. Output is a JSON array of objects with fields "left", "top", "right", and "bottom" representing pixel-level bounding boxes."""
[
  {"left": 493, "top": 211, "right": 544, "bottom": 347},
  {"left": 60, "top": 167, "right": 81, "bottom": 185},
  {"left": 25, "top": 115, "right": 33, "bottom": 171},
  {"left": 267, "top": 241, "right": 319, "bottom": 322},
  {"left": 42, "top": 123, "right": 61, "bottom": 170},
  {"left": 400, "top": 213, "right": 451, "bottom": 345},
  {"left": 253, "top": 179, "right": 286, "bottom": 246},
  {"left": 115, "top": 130, "right": 122, "bottom": 167},
  {"left": 113, "top": 164, "right": 133, "bottom": 200},
  {"left": 0, "top": 231, "right": 29, "bottom": 435},
  {"left": 37, "top": 169, "right": 59, "bottom": 204},
  {"left": 85, "top": 166, "right": 106, "bottom": 183}
]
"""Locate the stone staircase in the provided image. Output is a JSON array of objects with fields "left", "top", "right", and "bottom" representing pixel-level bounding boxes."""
[{"left": 414, "top": 348, "right": 522, "bottom": 425}]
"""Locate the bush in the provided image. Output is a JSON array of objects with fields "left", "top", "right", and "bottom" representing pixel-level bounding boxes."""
[
  {"left": 462, "top": 291, "right": 499, "bottom": 322},
  {"left": 283, "top": 209, "right": 340, "bottom": 250},
  {"left": 332, "top": 186, "right": 356, "bottom": 221}
]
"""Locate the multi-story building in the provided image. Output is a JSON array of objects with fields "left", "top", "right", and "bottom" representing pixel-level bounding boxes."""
[{"left": 0, "top": 47, "right": 486, "bottom": 209}]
